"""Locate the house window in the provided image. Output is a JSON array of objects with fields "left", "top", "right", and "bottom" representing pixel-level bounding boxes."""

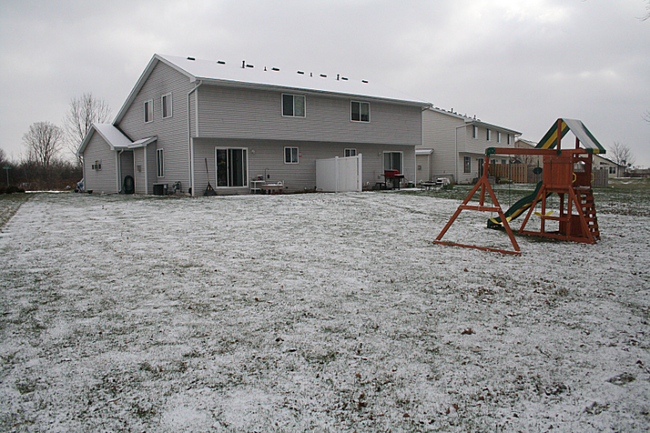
[
  {"left": 507, "top": 134, "right": 512, "bottom": 145},
  {"left": 156, "top": 149, "right": 164, "bottom": 177},
  {"left": 351, "top": 101, "right": 370, "bottom": 122},
  {"left": 384, "top": 152, "right": 402, "bottom": 172},
  {"left": 464, "top": 156, "right": 471, "bottom": 173},
  {"left": 502, "top": 159, "right": 507, "bottom": 165},
  {"left": 282, "top": 94, "right": 305, "bottom": 117},
  {"left": 609, "top": 166, "right": 616, "bottom": 175},
  {"left": 486, "top": 129, "right": 491, "bottom": 141},
  {"left": 216, "top": 148, "right": 248, "bottom": 187},
  {"left": 162, "top": 93, "right": 172, "bottom": 118},
  {"left": 284, "top": 147, "right": 299, "bottom": 164},
  {"left": 472, "top": 125, "right": 478, "bottom": 139},
  {"left": 345, "top": 148, "right": 357, "bottom": 157},
  {"left": 144, "top": 99, "right": 153, "bottom": 123},
  {"left": 497, "top": 131, "right": 501, "bottom": 143}
]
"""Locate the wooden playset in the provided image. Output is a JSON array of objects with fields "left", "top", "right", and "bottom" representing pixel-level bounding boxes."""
[{"left": 433, "top": 118, "right": 606, "bottom": 255}]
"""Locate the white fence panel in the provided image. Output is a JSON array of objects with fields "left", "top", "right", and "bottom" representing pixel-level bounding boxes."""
[{"left": 316, "top": 154, "right": 363, "bottom": 192}]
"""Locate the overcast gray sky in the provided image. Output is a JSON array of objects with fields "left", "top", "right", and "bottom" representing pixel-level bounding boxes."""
[{"left": 1, "top": 0, "right": 649, "bottom": 166}]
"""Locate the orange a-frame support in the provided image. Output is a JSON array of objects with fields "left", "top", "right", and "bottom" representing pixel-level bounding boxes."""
[
  {"left": 433, "top": 157, "right": 522, "bottom": 256},
  {"left": 434, "top": 119, "right": 603, "bottom": 255}
]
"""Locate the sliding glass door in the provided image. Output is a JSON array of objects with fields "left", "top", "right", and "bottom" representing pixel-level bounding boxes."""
[{"left": 216, "top": 148, "right": 248, "bottom": 187}]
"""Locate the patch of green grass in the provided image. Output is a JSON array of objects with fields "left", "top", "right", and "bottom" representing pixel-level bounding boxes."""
[{"left": 0, "top": 193, "right": 30, "bottom": 228}]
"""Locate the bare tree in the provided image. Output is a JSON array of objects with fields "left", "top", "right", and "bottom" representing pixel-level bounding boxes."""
[
  {"left": 64, "top": 93, "right": 111, "bottom": 164},
  {"left": 23, "top": 122, "right": 64, "bottom": 167},
  {"left": 644, "top": 0, "right": 650, "bottom": 21},
  {"left": 643, "top": 109, "right": 650, "bottom": 123},
  {"left": 609, "top": 142, "right": 636, "bottom": 168}
]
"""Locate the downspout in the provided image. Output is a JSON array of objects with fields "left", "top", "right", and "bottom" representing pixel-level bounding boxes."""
[{"left": 188, "top": 80, "right": 203, "bottom": 196}]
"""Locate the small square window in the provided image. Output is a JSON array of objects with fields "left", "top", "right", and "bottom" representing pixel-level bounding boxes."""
[
  {"left": 351, "top": 101, "right": 370, "bottom": 122},
  {"left": 345, "top": 148, "right": 357, "bottom": 157},
  {"left": 282, "top": 94, "right": 305, "bottom": 117},
  {"left": 284, "top": 147, "right": 299, "bottom": 164},
  {"left": 162, "top": 93, "right": 172, "bottom": 118},
  {"left": 144, "top": 100, "right": 153, "bottom": 123}
]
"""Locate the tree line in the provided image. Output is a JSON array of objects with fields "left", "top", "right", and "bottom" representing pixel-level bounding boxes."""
[{"left": 0, "top": 93, "right": 111, "bottom": 192}]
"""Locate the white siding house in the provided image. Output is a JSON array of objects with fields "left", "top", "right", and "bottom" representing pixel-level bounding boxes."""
[
  {"left": 418, "top": 108, "right": 520, "bottom": 184},
  {"left": 79, "top": 54, "right": 430, "bottom": 195},
  {"left": 593, "top": 154, "right": 626, "bottom": 178}
]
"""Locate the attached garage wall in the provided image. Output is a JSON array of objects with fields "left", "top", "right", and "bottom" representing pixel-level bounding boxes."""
[{"left": 83, "top": 133, "right": 117, "bottom": 194}]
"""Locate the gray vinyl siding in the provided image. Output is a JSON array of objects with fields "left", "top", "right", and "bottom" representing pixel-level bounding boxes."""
[
  {"left": 421, "top": 110, "right": 464, "bottom": 183},
  {"left": 196, "top": 86, "right": 422, "bottom": 146},
  {"left": 416, "top": 154, "right": 431, "bottom": 183},
  {"left": 193, "top": 138, "right": 415, "bottom": 194},
  {"left": 148, "top": 144, "right": 158, "bottom": 190},
  {"left": 134, "top": 148, "right": 146, "bottom": 194},
  {"left": 83, "top": 133, "right": 118, "bottom": 194},
  {"left": 117, "top": 61, "right": 193, "bottom": 193}
]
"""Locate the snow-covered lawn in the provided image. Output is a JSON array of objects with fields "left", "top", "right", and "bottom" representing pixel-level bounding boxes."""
[{"left": 0, "top": 189, "right": 648, "bottom": 432}]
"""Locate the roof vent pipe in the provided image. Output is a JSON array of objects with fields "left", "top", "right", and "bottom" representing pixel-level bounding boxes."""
[
  {"left": 242, "top": 60, "right": 245, "bottom": 68},
  {"left": 187, "top": 57, "right": 196, "bottom": 61},
  {"left": 337, "top": 74, "right": 340, "bottom": 80}
]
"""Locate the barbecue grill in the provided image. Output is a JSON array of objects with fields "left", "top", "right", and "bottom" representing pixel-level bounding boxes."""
[{"left": 383, "top": 170, "right": 405, "bottom": 189}]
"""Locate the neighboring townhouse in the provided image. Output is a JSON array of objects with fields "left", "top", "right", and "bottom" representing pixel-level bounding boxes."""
[
  {"left": 593, "top": 154, "right": 626, "bottom": 178},
  {"left": 514, "top": 138, "right": 543, "bottom": 168},
  {"left": 78, "top": 54, "right": 430, "bottom": 195},
  {"left": 418, "top": 107, "right": 520, "bottom": 184}
]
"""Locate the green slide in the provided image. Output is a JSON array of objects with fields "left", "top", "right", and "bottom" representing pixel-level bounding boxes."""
[{"left": 487, "top": 181, "right": 546, "bottom": 229}]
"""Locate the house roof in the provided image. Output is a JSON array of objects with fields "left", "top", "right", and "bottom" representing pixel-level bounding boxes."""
[
  {"left": 115, "top": 54, "right": 431, "bottom": 124},
  {"left": 77, "top": 124, "right": 156, "bottom": 155},
  {"left": 425, "top": 107, "right": 521, "bottom": 135}
]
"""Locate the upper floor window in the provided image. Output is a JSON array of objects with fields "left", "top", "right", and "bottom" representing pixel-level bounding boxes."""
[
  {"left": 351, "top": 101, "right": 370, "bottom": 122},
  {"left": 344, "top": 148, "right": 357, "bottom": 157},
  {"left": 285, "top": 147, "right": 299, "bottom": 164},
  {"left": 156, "top": 148, "right": 164, "bottom": 177},
  {"left": 486, "top": 129, "right": 491, "bottom": 141},
  {"left": 162, "top": 93, "right": 172, "bottom": 119},
  {"left": 144, "top": 99, "right": 153, "bottom": 123},
  {"left": 497, "top": 131, "right": 501, "bottom": 143},
  {"left": 282, "top": 94, "right": 305, "bottom": 117},
  {"left": 472, "top": 125, "right": 478, "bottom": 139},
  {"left": 507, "top": 134, "right": 512, "bottom": 145}
]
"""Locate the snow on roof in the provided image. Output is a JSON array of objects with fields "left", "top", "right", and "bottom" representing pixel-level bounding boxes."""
[
  {"left": 157, "top": 54, "right": 431, "bottom": 106},
  {"left": 93, "top": 124, "right": 132, "bottom": 149},
  {"left": 426, "top": 106, "right": 521, "bottom": 135},
  {"left": 77, "top": 124, "right": 156, "bottom": 155}
]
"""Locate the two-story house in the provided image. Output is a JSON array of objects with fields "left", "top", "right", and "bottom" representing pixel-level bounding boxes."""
[
  {"left": 418, "top": 107, "right": 521, "bottom": 184},
  {"left": 78, "top": 54, "right": 430, "bottom": 195}
]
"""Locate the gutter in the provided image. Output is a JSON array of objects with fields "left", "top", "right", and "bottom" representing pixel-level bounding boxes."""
[{"left": 188, "top": 80, "right": 203, "bottom": 196}]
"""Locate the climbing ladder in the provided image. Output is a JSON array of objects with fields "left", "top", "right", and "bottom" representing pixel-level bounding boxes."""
[{"left": 576, "top": 188, "right": 600, "bottom": 240}]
